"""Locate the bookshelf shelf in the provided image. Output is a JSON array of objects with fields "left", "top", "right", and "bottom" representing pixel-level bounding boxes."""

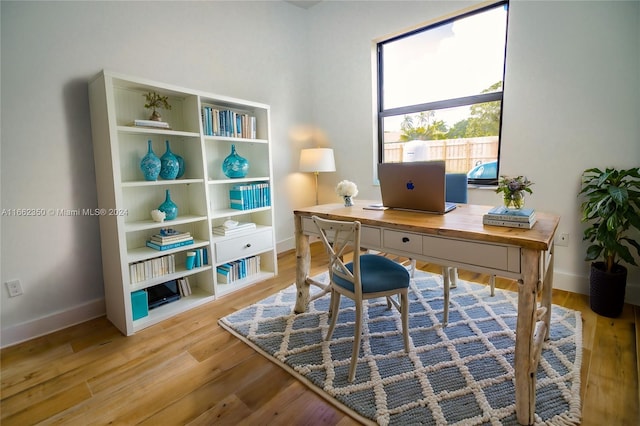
[{"left": 89, "top": 70, "right": 277, "bottom": 336}]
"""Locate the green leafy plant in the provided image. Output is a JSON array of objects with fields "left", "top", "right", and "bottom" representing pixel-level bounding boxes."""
[
  {"left": 144, "top": 91, "right": 171, "bottom": 120},
  {"left": 579, "top": 167, "right": 640, "bottom": 273}
]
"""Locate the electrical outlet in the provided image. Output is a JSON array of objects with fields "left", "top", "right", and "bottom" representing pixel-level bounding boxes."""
[
  {"left": 6, "top": 280, "right": 23, "bottom": 297},
  {"left": 556, "top": 233, "right": 570, "bottom": 247}
]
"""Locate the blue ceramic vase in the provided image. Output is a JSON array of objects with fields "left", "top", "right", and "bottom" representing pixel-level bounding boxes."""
[
  {"left": 158, "top": 189, "right": 178, "bottom": 220},
  {"left": 160, "top": 140, "right": 179, "bottom": 180},
  {"left": 140, "top": 140, "right": 161, "bottom": 181},
  {"left": 222, "top": 144, "right": 249, "bottom": 178},
  {"left": 175, "top": 154, "right": 185, "bottom": 179}
]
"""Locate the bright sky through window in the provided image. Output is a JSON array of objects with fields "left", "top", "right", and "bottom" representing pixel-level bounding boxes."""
[{"left": 382, "top": 5, "right": 507, "bottom": 127}]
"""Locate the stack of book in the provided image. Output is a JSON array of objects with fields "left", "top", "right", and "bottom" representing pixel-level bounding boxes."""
[
  {"left": 146, "top": 229, "right": 194, "bottom": 251},
  {"left": 133, "top": 119, "right": 171, "bottom": 129},
  {"left": 213, "top": 221, "right": 256, "bottom": 236},
  {"left": 483, "top": 206, "right": 536, "bottom": 229}
]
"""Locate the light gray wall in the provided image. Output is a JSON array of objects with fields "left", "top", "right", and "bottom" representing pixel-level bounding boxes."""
[
  {"left": 1, "top": 0, "right": 312, "bottom": 346},
  {"left": 298, "top": 0, "right": 640, "bottom": 301},
  {"left": 2, "top": 0, "right": 639, "bottom": 347}
]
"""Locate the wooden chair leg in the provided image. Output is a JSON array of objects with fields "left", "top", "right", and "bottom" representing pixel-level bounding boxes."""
[
  {"left": 401, "top": 291, "right": 410, "bottom": 352},
  {"left": 325, "top": 291, "right": 340, "bottom": 341},
  {"left": 442, "top": 266, "right": 450, "bottom": 326},
  {"left": 349, "top": 302, "right": 363, "bottom": 382}
]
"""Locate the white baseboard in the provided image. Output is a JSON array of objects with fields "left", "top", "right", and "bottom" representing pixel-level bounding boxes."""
[
  {"left": 552, "top": 269, "right": 640, "bottom": 306},
  {"left": 1, "top": 298, "right": 105, "bottom": 348}
]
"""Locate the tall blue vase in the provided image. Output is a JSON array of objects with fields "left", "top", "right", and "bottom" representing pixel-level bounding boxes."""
[
  {"left": 158, "top": 189, "right": 178, "bottom": 220},
  {"left": 160, "top": 140, "right": 179, "bottom": 180},
  {"left": 140, "top": 140, "right": 161, "bottom": 181},
  {"left": 222, "top": 144, "right": 249, "bottom": 178}
]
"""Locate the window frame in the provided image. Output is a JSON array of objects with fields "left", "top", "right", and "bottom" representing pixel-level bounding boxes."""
[{"left": 376, "top": 0, "right": 509, "bottom": 186}]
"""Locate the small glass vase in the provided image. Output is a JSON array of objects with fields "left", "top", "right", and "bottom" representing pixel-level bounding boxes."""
[
  {"left": 140, "top": 140, "right": 161, "bottom": 181},
  {"left": 160, "top": 140, "right": 179, "bottom": 180},
  {"left": 222, "top": 144, "right": 249, "bottom": 178},
  {"left": 343, "top": 196, "right": 354, "bottom": 207},
  {"left": 504, "top": 191, "right": 525, "bottom": 210},
  {"left": 158, "top": 189, "right": 178, "bottom": 220}
]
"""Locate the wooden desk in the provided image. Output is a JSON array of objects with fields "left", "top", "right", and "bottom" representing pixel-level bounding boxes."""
[{"left": 293, "top": 201, "right": 560, "bottom": 425}]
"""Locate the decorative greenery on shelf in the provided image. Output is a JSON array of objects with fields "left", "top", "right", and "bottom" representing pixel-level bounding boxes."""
[
  {"left": 144, "top": 91, "right": 172, "bottom": 121},
  {"left": 495, "top": 175, "right": 533, "bottom": 209},
  {"left": 579, "top": 167, "right": 640, "bottom": 273}
]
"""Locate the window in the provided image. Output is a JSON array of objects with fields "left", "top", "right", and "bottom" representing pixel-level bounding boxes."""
[{"left": 377, "top": 1, "right": 509, "bottom": 185}]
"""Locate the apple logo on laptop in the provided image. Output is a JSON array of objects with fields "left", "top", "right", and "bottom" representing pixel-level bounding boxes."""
[{"left": 406, "top": 180, "right": 415, "bottom": 190}]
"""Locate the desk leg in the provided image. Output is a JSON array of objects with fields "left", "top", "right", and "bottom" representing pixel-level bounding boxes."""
[
  {"left": 294, "top": 214, "right": 311, "bottom": 314},
  {"left": 515, "top": 248, "right": 540, "bottom": 425}
]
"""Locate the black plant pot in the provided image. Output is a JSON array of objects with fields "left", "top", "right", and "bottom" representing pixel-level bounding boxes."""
[{"left": 589, "top": 262, "right": 627, "bottom": 318}]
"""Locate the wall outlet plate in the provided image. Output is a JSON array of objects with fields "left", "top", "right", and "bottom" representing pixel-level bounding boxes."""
[{"left": 6, "top": 280, "right": 23, "bottom": 297}]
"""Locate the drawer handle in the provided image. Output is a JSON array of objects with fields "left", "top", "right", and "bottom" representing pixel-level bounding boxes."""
[
  {"left": 245, "top": 243, "right": 252, "bottom": 248},
  {"left": 402, "top": 237, "right": 410, "bottom": 243}
]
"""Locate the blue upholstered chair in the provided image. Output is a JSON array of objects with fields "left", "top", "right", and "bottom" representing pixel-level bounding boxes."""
[{"left": 312, "top": 215, "right": 411, "bottom": 382}]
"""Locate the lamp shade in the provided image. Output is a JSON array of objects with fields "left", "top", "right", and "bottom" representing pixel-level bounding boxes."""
[{"left": 299, "top": 148, "right": 336, "bottom": 173}]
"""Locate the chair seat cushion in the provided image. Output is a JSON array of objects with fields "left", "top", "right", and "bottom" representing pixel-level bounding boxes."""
[{"left": 333, "top": 254, "right": 410, "bottom": 293}]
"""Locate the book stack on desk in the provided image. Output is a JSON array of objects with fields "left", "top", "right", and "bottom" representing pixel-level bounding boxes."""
[{"left": 483, "top": 206, "right": 536, "bottom": 229}]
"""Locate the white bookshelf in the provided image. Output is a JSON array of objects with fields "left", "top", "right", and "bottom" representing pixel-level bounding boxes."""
[{"left": 89, "top": 70, "right": 277, "bottom": 335}]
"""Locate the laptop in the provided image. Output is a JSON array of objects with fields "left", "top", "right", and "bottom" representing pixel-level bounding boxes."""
[{"left": 377, "top": 161, "right": 456, "bottom": 214}]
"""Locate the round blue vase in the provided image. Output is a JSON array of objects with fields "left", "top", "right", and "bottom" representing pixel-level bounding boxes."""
[
  {"left": 158, "top": 189, "right": 178, "bottom": 220},
  {"left": 175, "top": 154, "right": 185, "bottom": 179},
  {"left": 222, "top": 144, "right": 249, "bottom": 178},
  {"left": 160, "top": 140, "right": 179, "bottom": 180},
  {"left": 140, "top": 140, "right": 161, "bottom": 181}
]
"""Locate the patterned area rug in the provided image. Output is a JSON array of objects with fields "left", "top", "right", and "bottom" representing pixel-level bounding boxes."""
[{"left": 219, "top": 271, "right": 582, "bottom": 425}]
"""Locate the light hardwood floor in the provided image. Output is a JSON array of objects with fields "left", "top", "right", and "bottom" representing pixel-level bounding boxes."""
[{"left": 2, "top": 243, "right": 639, "bottom": 425}]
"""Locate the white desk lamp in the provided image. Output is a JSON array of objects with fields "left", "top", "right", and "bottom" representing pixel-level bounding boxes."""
[{"left": 299, "top": 148, "right": 336, "bottom": 205}]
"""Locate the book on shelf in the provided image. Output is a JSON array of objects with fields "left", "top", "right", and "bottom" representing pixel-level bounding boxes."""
[
  {"left": 482, "top": 216, "right": 537, "bottom": 229},
  {"left": 201, "top": 106, "right": 257, "bottom": 139},
  {"left": 133, "top": 119, "right": 171, "bottom": 129},
  {"left": 177, "top": 277, "right": 192, "bottom": 296},
  {"left": 213, "top": 222, "right": 256, "bottom": 236},
  {"left": 485, "top": 206, "right": 535, "bottom": 222},
  {"left": 229, "top": 182, "right": 270, "bottom": 211},
  {"left": 129, "top": 254, "right": 176, "bottom": 283},
  {"left": 146, "top": 238, "right": 194, "bottom": 251},
  {"left": 216, "top": 255, "right": 261, "bottom": 284}
]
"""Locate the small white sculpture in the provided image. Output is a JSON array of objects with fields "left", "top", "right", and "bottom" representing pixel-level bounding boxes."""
[{"left": 151, "top": 209, "right": 166, "bottom": 222}]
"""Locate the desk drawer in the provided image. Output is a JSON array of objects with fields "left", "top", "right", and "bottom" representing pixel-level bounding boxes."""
[
  {"left": 423, "top": 236, "right": 520, "bottom": 272},
  {"left": 382, "top": 229, "right": 422, "bottom": 256},
  {"left": 215, "top": 229, "right": 273, "bottom": 264},
  {"left": 301, "top": 217, "right": 381, "bottom": 249}
]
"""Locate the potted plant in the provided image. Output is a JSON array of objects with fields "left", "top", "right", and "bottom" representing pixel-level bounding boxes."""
[
  {"left": 579, "top": 166, "right": 640, "bottom": 317},
  {"left": 144, "top": 91, "right": 171, "bottom": 121}
]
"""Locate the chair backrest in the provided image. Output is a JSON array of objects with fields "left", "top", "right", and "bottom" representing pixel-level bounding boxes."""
[
  {"left": 445, "top": 173, "right": 468, "bottom": 204},
  {"left": 311, "top": 215, "right": 363, "bottom": 297}
]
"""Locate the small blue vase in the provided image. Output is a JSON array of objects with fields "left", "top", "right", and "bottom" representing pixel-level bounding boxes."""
[
  {"left": 222, "top": 144, "right": 249, "bottom": 178},
  {"left": 160, "top": 140, "right": 179, "bottom": 180},
  {"left": 158, "top": 189, "right": 178, "bottom": 220},
  {"left": 140, "top": 140, "right": 161, "bottom": 181},
  {"left": 175, "top": 153, "right": 185, "bottom": 179}
]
